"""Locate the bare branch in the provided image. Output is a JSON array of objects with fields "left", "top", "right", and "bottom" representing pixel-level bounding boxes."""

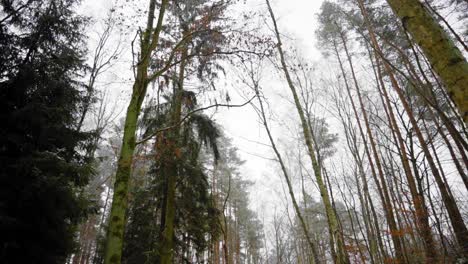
[{"left": 136, "top": 96, "right": 256, "bottom": 145}]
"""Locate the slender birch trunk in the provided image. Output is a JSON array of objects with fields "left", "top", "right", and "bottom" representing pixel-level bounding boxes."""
[
  {"left": 265, "top": 1, "right": 349, "bottom": 263},
  {"left": 253, "top": 80, "right": 320, "bottom": 264}
]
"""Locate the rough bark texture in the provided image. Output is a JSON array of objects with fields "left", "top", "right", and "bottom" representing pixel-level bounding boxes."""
[
  {"left": 385, "top": 0, "right": 468, "bottom": 122},
  {"left": 103, "top": 90, "right": 142, "bottom": 264},
  {"left": 103, "top": 1, "right": 168, "bottom": 263}
]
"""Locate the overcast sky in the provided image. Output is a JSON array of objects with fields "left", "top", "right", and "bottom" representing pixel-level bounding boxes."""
[
  {"left": 80, "top": 0, "right": 327, "bottom": 237},
  {"left": 214, "top": 0, "right": 326, "bottom": 217}
]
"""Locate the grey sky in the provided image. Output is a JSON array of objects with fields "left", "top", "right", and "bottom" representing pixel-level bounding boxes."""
[{"left": 80, "top": 0, "right": 327, "bottom": 248}]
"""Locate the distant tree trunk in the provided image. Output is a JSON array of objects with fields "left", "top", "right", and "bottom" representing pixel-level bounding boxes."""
[
  {"left": 234, "top": 201, "right": 241, "bottom": 264},
  {"left": 336, "top": 181, "right": 367, "bottom": 263},
  {"left": 349, "top": 136, "right": 379, "bottom": 263},
  {"left": 222, "top": 216, "right": 229, "bottom": 264},
  {"left": 212, "top": 167, "right": 220, "bottom": 264},
  {"left": 385, "top": 0, "right": 468, "bottom": 122},
  {"left": 159, "top": 38, "right": 188, "bottom": 264},
  {"left": 373, "top": 52, "right": 438, "bottom": 262},
  {"left": 335, "top": 95, "right": 385, "bottom": 263},
  {"left": 332, "top": 39, "right": 404, "bottom": 263},
  {"left": 228, "top": 204, "right": 235, "bottom": 264},
  {"left": 253, "top": 77, "right": 319, "bottom": 264},
  {"left": 265, "top": 1, "right": 349, "bottom": 263}
]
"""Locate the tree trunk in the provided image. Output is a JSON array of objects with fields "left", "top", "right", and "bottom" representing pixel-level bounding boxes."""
[
  {"left": 103, "top": 1, "right": 168, "bottom": 263},
  {"left": 332, "top": 39, "right": 404, "bottom": 262},
  {"left": 253, "top": 80, "right": 319, "bottom": 264},
  {"left": 385, "top": 0, "right": 468, "bottom": 122},
  {"left": 159, "top": 39, "right": 188, "bottom": 264},
  {"left": 374, "top": 54, "right": 438, "bottom": 262},
  {"left": 358, "top": 0, "right": 468, "bottom": 256},
  {"left": 265, "top": 1, "right": 349, "bottom": 263}
]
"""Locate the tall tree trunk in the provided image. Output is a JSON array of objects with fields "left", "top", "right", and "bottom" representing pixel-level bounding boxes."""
[
  {"left": 213, "top": 166, "right": 220, "bottom": 264},
  {"left": 265, "top": 1, "right": 349, "bottom": 263},
  {"left": 159, "top": 39, "right": 188, "bottom": 264},
  {"left": 384, "top": 0, "right": 468, "bottom": 122},
  {"left": 358, "top": 0, "right": 468, "bottom": 256},
  {"left": 332, "top": 40, "right": 404, "bottom": 262},
  {"left": 103, "top": 1, "right": 168, "bottom": 263},
  {"left": 253, "top": 80, "right": 320, "bottom": 264},
  {"left": 235, "top": 202, "right": 241, "bottom": 264},
  {"left": 336, "top": 92, "right": 386, "bottom": 263},
  {"left": 373, "top": 52, "right": 438, "bottom": 262}
]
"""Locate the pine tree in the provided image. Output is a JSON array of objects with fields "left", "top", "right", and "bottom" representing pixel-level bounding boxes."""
[
  {"left": 0, "top": 1, "right": 93, "bottom": 263},
  {"left": 122, "top": 94, "right": 222, "bottom": 263}
]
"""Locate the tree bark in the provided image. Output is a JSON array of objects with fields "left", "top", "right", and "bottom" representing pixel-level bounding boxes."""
[
  {"left": 332, "top": 39, "right": 404, "bottom": 263},
  {"left": 358, "top": 0, "right": 468, "bottom": 257},
  {"left": 385, "top": 0, "right": 468, "bottom": 122},
  {"left": 159, "top": 37, "right": 188, "bottom": 264},
  {"left": 103, "top": 1, "right": 168, "bottom": 263}
]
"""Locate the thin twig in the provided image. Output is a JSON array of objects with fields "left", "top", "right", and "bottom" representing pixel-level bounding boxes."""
[{"left": 136, "top": 96, "right": 256, "bottom": 145}]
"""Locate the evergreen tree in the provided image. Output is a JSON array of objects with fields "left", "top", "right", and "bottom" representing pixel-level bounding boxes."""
[
  {"left": 122, "top": 93, "right": 222, "bottom": 264},
  {"left": 0, "top": 0, "right": 93, "bottom": 263}
]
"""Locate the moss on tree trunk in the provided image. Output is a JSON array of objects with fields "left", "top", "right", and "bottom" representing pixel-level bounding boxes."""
[
  {"left": 103, "top": 92, "right": 141, "bottom": 264},
  {"left": 386, "top": 0, "right": 468, "bottom": 122},
  {"left": 103, "top": 0, "right": 168, "bottom": 263}
]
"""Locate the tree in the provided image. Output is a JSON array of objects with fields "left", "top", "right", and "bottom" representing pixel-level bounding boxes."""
[
  {"left": 0, "top": 0, "right": 93, "bottom": 262},
  {"left": 384, "top": 0, "right": 468, "bottom": 122},
  {"left": 102, "top": 1, "right": 168, "bottom": 263},
  {"left": 122, "top": 92, "right": 222, "bottom": 263},
  {"left": 356, "top": 0, "right": 468, "bottom": 257},
  {"left": 265, "top": 1, "right": 350, "bottom": 263},
  {"left": 241, "top": 56, "right": 320, "bottom": 263},
  {"left": 317, "top": 2, "right": 443, "bottom": 261},
  {"left": 210, "top": 135, "right": 264, "bottom": 264}
]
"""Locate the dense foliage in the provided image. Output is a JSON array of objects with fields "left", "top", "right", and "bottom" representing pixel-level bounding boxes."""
[{"left": 0, "top": 1, "right": 93, "bottom": 263}]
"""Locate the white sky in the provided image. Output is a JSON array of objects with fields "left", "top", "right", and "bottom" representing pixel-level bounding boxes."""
[
  {"left": 78, "top": 0, "right": 468, "bottom": 256},
  {"left": 213, "top": 0, "right": 326, "bottom": 218},
  {"left": 81, "top": 0, "right": 330, "bottom": 243}
]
